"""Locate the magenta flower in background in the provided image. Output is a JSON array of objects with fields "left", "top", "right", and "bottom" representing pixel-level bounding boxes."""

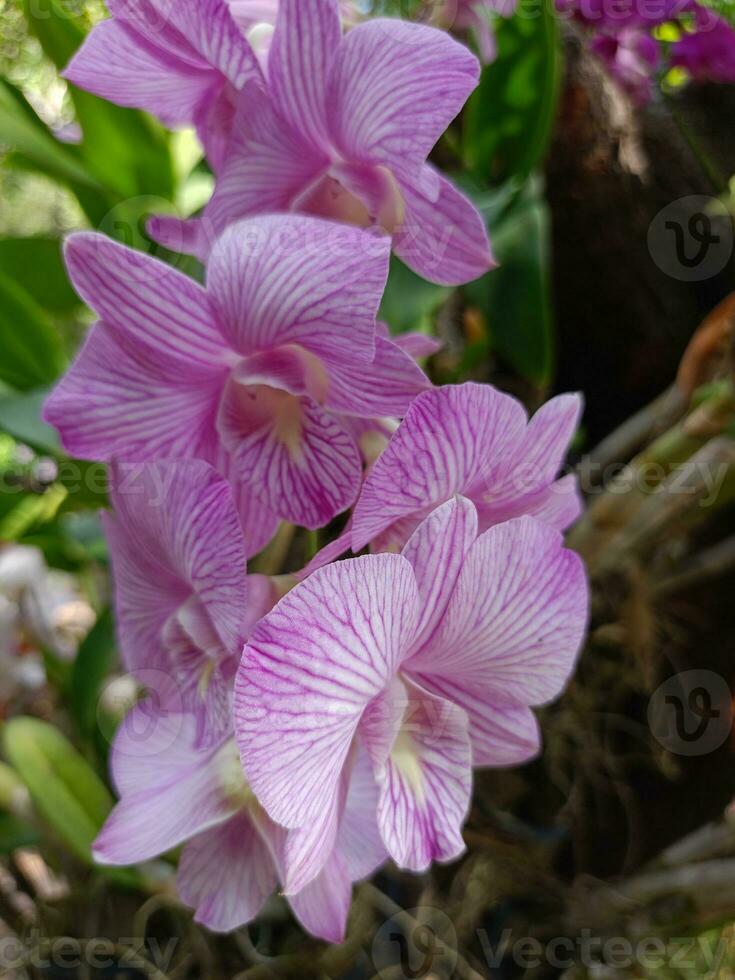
[
  {"left": 102, "top": 460, "right": 273, "bottom": 745},
  {"left": 306, "top": 382, "right": 582, "bottom": 570},
  {"left": 445, "top": 0, "right": 518, "bottom": 63},
  {"left": 64, "top": 0, "right": 266, "bottom": 171},
  {"left": 94, "top": 704, "right": 385, "bottom": 941},
  {"left": 151, "top": 0, "right": 494, "bottom": 286},
  {"left": 671, "top": 10, "right": 735, "bottom": 84},
  {"left": 235, "top": 497, "right": 588, "bottom": 881},
  {"left": 590, "top": 28, "right": 660, "bottom": 104},
  {"left": 44, "top": 215, "right": 430, "bottom": 537},
  {"left": 556, "top": 0, "right": 735, "bottom": 100}
]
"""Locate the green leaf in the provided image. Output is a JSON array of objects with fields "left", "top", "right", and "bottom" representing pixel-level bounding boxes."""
[
  {"left": 0, "top": 814, "right": 39, "bottom": 853},
  {"left": 0, "top": 238, "right": 80, "bottom": 314},
  {"left": 464, "top": 179, "right": 554, "bottom": 386},
  {"left": 695, "top": 0, "right": 735, "bottom": 25},
  {"left": 23, "top": 0, "right": 175, "bottom": 203},
  {"left": 0, "top": 78, "right": 99, "bottom": 190},
  {"left": 0, "top": 273, "right": 66, "bottom": 391},
  {"left": 379, "top": 257, "right": 450, "bottom": 334},
  {"left": 3, "top": 717, "right": 112, "bottom": 864},
  {"left": 72, "top": 610, "right": 117, "bottom": 739},
  {"left": 463, "top": 4, "right": 561, "bottom": 185},
  {"left": 0, "top": 388, "right": 108, "bottom": 512},
  {"left": 57, "top": 459, "right": 109, "bottom": 511},
  {"left": 0, "top": 387, "right": 60, "bottom": 451},
  {"left": 0, "top": 484, "right": 67, "bottom": 542}
]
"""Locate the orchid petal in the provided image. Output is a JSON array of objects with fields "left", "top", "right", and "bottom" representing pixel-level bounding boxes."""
[
  {"left": 351, "top": 383, "right": 527, "bottom": 551},
  {"left": 471, "top": 394, "right": 582, "bottom": 528},
  {"left": 45, "top": 324, "right": 222, "bottom": 466},
  {"left": 281, "top": 765, "right": 349, "bottom": 894},
  {"left": 63, "top": 233, "right": 229, "bottom": 368},
  {"left": 401, "top": 496, "right": 478, "bottom": 655},
  {"left": 110, "top": 704, "right": 200, "bottom": 798},
  {"left": 178, "top": 812, "right": 277, "bottom": 932},
  {"left": 329, "top": 19, "right": 479, "bottom": 194},
  {"left": 234, "top": 554, "right": 419, "bottom": 830},
  {"left": 217, "top": 382, "right": 362, "bottom": 529},
  {"left": 409, "top": 516, "right": 588, "bottom": 706},
  {"left": 520, "top": 474, "right": 584, "bottom": 533},
  {"left": 376, "top": 680, "right": 471, "bottom": 872},
  {"left": 207, "top": 214, "right": 387, "bottom": 363},
  {"left": 392, "top": 332, "right": 443, "bottom": 360},
  {"left": 95, "top": 728, "right": 239, "bottom": 865},
  {"left": 205, "top": 81, "right": 328, "bottom": 237},
  {"left": 324, "top": 336, "right": 431, "bottom": 417},
  {"left": 106, "top": 459, "right": 249, "bottom": 663},
  {"left": 269, "top": 0, "right": 340, "bottom": 149},
  {"left": 337, "top": 743, "right": 386, "bottom": 881},
  {"left": 146, "top": 214, "right": 210, "bottom": 263},
  {"left": 407, "top": 676, "right": 541, "bottom": 767},
  {"left": 157, "top": 0, "right": 263, "bottom": 88},
  {"left": 288, "top": 854, "right": 352, "bottom": 944},
  {"left": 394, "top": 169, "right": 495, "bottom": 286},
  {"left": 229, "top": 478, "right": 281, "bottom": 558},
  {"left": 63, "top": 20, "right": 217, "bottom": 127}
]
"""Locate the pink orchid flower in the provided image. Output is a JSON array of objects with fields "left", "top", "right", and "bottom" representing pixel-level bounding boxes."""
[
  {"left": 306, "top": 382, "right": 583, "bottom": 571},
  {"left": 94, "top": 703, "right": 385, "bottom": 941},
  {"left": 64, "top": 0, "right": 267, "bottom": 171},
  {"left": 102, "top": 459, "right": 273, "bottom": 745},
  {"left": 235, "top": 497, "right": 588, "bottom": 882},
  {"left": 44, "top": 215, "right": 430, "bottom": 540},
  {"left": 150, "top": 0, "right": 494, "bottom": 286}
]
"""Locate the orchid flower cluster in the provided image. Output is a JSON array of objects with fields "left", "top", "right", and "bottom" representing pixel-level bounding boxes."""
[
  {"left": 557, "top": 0, "right": 735, "bottom": 103},
  {"left": 44, "top": 0, "right": 589, "bottom": 943}
]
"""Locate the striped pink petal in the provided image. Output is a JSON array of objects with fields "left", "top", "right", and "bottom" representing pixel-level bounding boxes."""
[
  {"left": 178, "top": 812, "right": 277, "bottom": 932},
  {"left": 62, "top": 233, "right": 229, "bottom": 368},
  {"left": 393, "top": 168, "right": 495, "bottom": 286},
  {"left": 44, "top": 324, "right": 223, "bottom": 464},
  {"left": 94, "top": 725, "right": 239, "bottom": 865},
  {"left": 337, "top": 742, "right": 386, "bottom": 882},
  {"left": 472, "top": 394, "right": 583, "bottom": 529},
  {"left": 206, "top": 215, "right": 386, "bottom": 364},
  {"left": 375, "top": 679, "right": 471, "bottom": 872},
  {"left": 351, "top": 383, "right": 527, "bottom": 552},
  {"left": 519, "top": 473, "right": 584, "bottom": 533},
  {"left": 66, "top": 0, "right": 262, "bottom": 136},
  {"left": 205, "top": 81, "right": 328, "bottom": 238},
  {"left": 329, "top": 19, "right": 480, "bottom": 195},
  {"left": 287, "top": 854, "right": 352, "bottom": 944},
  {"left": 407, "top": 516, "right": 589, "bottom": 707},
  {"left": 110, "top": 704, "right": 200, "bottom": 798},
  {"left": 217, "top": 381, "right": 362, "bottom": 528},
  {"left": 64, "top": 20, "right": 218, "bottom": 128},
  {"left": 401, "top": 496, "right": 478, "bottom": 656},
  {"left": 407, "top": 675, "right": 541, "bottom": 767},
  {"left": 281, "top": 765, "right": 348, "bottom": 894},
  {"left": 269, "top": 0, "right": 340, "bottom": 150},
  {"left": 106, "top": 460, "right": 249, "bottom": 661},
  {"left": 234, "top": 554, "right": 419, "bottom": 830},
  {"left": 324, "top": 336, "right": 431, "bottom": 417}
]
